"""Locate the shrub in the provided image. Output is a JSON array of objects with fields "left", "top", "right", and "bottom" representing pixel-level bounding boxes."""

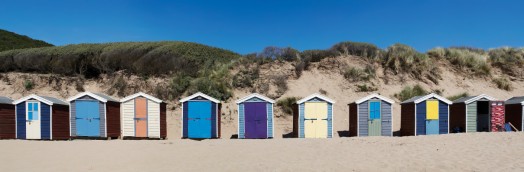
[
  {"left": 257, "top": 46, "right": 299, "bottom": 61},
  {"left": 492, "top": 77, "right": 512, "bottom": 91},
  {"left": 447, "top": 92, "right": 469, "bottom": 101},
  {"left": 355, "top": 84, "right": 377, "bottom": 92},
  {"left": 24, "top": 79, "right": 34, "bottom": 90},
  {"left": 273, "top": 75, "right": 288, "bottom": 97},
  {"left": 384, "top": 44, "right": 429, "bottom": 76},
  {"left": 394, "top": 84, "right": 428, "bottom": 101},
  {"left": 301, "top": 49, "right": 336, "bottom": 62},
  {"left": 170, "top": 75, "right": 192, "bottom": 98},
  {"left": 330, "top": 42, "right": 383, "bottom": 61},
  {"left": 187, "top": 64, "right": 232, "bottom": 100},
  {"left": 232, "top": 67, "right": 259, "bottom": 88},
  {"left": 428, "top": 47, "right": 490, "bottom": 76},
  {"left": 276, "top": 97, "right": 300, "bottom": 116},
  {"left": 489, "top": 47, "right": 524, "bottom": 77},
  {"left": 343, "top": 65, "right": 375, "bottom": 82},
  {"left": 319, "top": 89, "right": 327, "bottom": 95}
]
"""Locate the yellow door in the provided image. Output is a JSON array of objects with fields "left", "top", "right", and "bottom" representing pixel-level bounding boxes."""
[
  {"left": 426, "top": 100, "right": 439, "bottom": 120},
  {"left": 304, "top": 102, "right": 328, "bottom": 138}
]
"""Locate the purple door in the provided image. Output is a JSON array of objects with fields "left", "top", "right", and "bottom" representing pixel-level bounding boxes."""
[{"left": 244, "top": 102, "right": 267, "bottom": 139}]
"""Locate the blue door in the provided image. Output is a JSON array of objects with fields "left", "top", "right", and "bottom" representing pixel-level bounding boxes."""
[
  {"left": 76, "top": 100, "right": 101, "bottom": 137},
  {"left": 187, "top": 101, "right": 212, "bottom": 138},
  {"left": 426, "top": 120, "right": 439, "bottom": 135}
]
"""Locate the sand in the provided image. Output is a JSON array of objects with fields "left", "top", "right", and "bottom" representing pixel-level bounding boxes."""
[{"left": 0, "top": 132, "right": 523, "bottom": 171}]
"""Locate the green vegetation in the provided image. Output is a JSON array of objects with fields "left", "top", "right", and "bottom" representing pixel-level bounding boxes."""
[
  {"left": 394, "top": 84, "right": 428, "bottom": 101},
  {"left": 232, "top": 67, "right": 260, "bottom": 88},
  {"left": 24, "top": 79, "right": 34, "bottom": 90},
  {"left": 343, "top": 65, "right": 375, "bottom": 82},
  {"left": 330, "top": 41, "right": 383, "bottom": 61},
  {"left": 276, "top": 97, "right": 300, "bottom": 116},
  {"left": 355, "top": 84, "right": 377, "bottom": 92},
  {"left": 489, "top": 47, "right": 524, "bottom": 77},
  {"left": 428, "top": 47, "right": 490, "bottom": 76},
  {"left": 492, "top": 77, "right": 512, "bottom": 91},
  {"left": 447, "top": 92, "right": 469, "bottom": 101},
  {"left": 0, "top": 29, "right": 53, "bottom": 51}
]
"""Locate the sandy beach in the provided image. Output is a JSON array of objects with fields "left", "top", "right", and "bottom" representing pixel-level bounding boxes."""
[{"left": 0, "top": 132, "right": 522, "bottom": 172}]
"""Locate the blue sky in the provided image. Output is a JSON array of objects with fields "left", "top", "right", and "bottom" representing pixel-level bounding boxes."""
[{"left": 1, "top": 0, "right": 523, "bottom": 54}]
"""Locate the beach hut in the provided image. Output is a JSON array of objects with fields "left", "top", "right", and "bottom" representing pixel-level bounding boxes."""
[
  {"left": 505, "top": 96, "right": 524, "bottom": 131},
  {"left": 180, "top": 92, "right": 221, "bottom": 139},
  {"left": 450, "top": 94, "right": 506, "bottom": 133},
  {"left": 349, "top": 94, "right": 394, "bottom": 137},
  {"left": 67, "top": 92, "right": 120, "bottom": 139},
  {"left": 13, "top": 95, "right": 69, "bottom": 140},
  {"left": 293, "top": 93, "right": 335, "bottom": 138},
  {"left": 236, "top": 93, "right": 275, "bottom": 139},
  {"left": 400, "top": 93, "right": 452, "bottom": 136},
  {"left": 0, "top": 96, "right": 15, "bottom": 139},
  {"left": 120, "top": 92, "right": 167, "bottom": 139}
]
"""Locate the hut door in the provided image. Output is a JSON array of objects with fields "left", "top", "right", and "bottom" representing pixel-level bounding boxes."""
[
  {"left": 368, "top": 101, "right": 382, "bottom": 136},
  {"left": 25, "top": 101, "right": 41, "bottom": 139},
  {"left": 244, "top": 102, "right": 267, "bottom": 139},
  {"left": 477, "top": 101, "right": 490, "bottom": 132},
  {"left": 76, "top": 100, "right": 101, "bottom": 137},
  {"left": 187, "top": 101, "right": 212, "bottom": 138},
  {"left": 304, "top": 102, "right": 328, "bottom": 138},
  {"left": 426, "top": 100, "right": 439, "bottom": 135},
  {"left": 135, "top": 97, "right": 148, "bottom": 137}
]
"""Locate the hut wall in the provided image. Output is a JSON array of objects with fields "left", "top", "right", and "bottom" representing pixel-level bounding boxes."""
[
  {"left": 298, "top": 103, "right": 305, "bottom": 138},
  {"left": 267, "top": 103, "right": 273, "bottom": 138},
  {"left": 16, "top": 103, "right": 25, "bottom": 139},
  {"left": 238, "top": 103, "right": 245, "bottom": 138},
  {"left": 160, "top": 103, "right": 167, "bottom": 138},
  {"left": 292, "top": 103, "right": 299, "bottom": 138},
  {"left": 349, "top": 103, "right": 358, "bottom": 137},
  {"left": 381, "top": 101, "right": 393, "bottom": 136},
  {"left": 182, "top": 102, "right": 188, "bottom": 138},
  {"left": 400, "top": 103, "right": 415, "bottom": 136},
  {"left": 41, "top": 103, "right": 51, "bottom": 140},
  {"left": 416, "top": 102, "right": 426, "bottom": 135},
  {"left": 438, "top": 100, "right": 449, "bottom": 134},
  {"left": 449, "top": 103, "right": 466, "bottom": 133},
  {"left": 466, "top": 102, "right": 477, "bottom": 132},
  {"left": 0, "top": 104, "right": 15, "bottom": 139},
  {"left": 52, "top": 104, "right": 70, "bottom": 140},
  {"left": 358, "top": 100, "right": 369, "bottom": 136},
  {"left": 147, "top": 99, "right": 161, "bottom": 138},
  {"left": 121, "top": 100, "right": 135, "bottom": 137},
  {"left": 106, "top": 101, "right": 121, "bottom": 138},
  {"left": 211, "top": 102, "right": 217, "bottom": 138}
]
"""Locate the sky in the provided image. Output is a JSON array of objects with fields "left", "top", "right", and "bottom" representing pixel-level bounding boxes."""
[{"left": 1, "top": 0, "right": 524, "bottom": 54}]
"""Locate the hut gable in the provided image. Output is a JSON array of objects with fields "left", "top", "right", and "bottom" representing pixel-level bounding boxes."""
[
  {"left": 506, "top": 96, "right": 524, "bottom": 105},
  {"left": 453, "top": 94, "right": 496, "bottom": 104},
  {"left": 180, "top": 92, "right": 220, "bottom": 103},
  {"left": 401, "top": 93, "right": 452, "bottom": 105},
  {"left": 235, "top": 93, "right": 275, "bottom": 104},
  {"left": 297, "top": 93, "right": 335, "bottom": 104}
]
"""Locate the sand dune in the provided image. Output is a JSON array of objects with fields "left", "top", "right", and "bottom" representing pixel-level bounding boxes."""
[{"left": 0, "top": 132, "right": 522, "bottom": 172}]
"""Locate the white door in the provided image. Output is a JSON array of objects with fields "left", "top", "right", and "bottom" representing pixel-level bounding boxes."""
[{"left": 26, "top": 101, "right": 41, "bottom": 139}]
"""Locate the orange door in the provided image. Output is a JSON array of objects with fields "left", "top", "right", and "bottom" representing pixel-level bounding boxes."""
[{"left": 135, "top": 97, "right": 148, "bottom": 137}]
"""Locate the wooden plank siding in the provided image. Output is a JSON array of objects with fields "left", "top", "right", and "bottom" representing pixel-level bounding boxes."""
[
  {"left": 381, "top": 101, "right": 393, "bottom": 136},
  {"left": 450, "top": 103, "right": 466, "bottom": 133},
  {"left": 147, "top": 99, "right": 161, "bottom": 138},
  {"left": 292, "top": 103, "right": 299, "bottom": 138},
  {"left": 0, "top": 104, "right": 16, "bottom": 139},
  {"left": 121, "top": 100, "right": 135, "bottom": 137},
  {"left": 438, "top": 100, "right": 449, "bottom": 134},
  {"left": 41, "top": 103, "right": 51, "bottom": 140},
  {"left": 505, "top": 104, "right": 523, "bottom": 131},
  {"left": 400, "top": 103, "right": 415, "bottom": 136},
  {"left": 358, "top": 100, "right": 369, "bottom": 136},
  {"left": 106, "top": 101, "right": 121, "bottom": 138},
  {"left": 415, "top": 102, "right": 426, "bottom": 135},
  {"left": 51, "top": 104, "right": 70, "bottom": 140}
]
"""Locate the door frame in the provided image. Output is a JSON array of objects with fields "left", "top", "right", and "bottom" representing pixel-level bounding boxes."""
[
  {"left": 75, "top": 100, "right": 101, "bottom": 137},
  {"left": 187, "top": 100, "right": 212, "bottom": 138},
  {"left": 25, "top": 101, "right": 41, "bottom": 139},
  {"left": 134, "top": 97, "right": 148, "bottom": 137},
  {"left": 426, "top": 99, "right": 440, "bottom": 135}
]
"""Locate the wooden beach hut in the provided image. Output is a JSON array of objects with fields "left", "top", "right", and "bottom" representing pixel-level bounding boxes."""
[
  {"left": 13, "top": 95, "right": 69, "bottom": 140},
  {"left": 0, "top": 96, "right": 15, "bottom": 139},
  {"left": 67, "top": 92, "right": 121, "bottom": 139},
  {"left": 293, "top": 93, "right": 335, "bottom": 138},
  {"left": 120, "top": 92, "right": 167, "bottom": 139},
  {"left": 505, "top": 96, "right": 524, "bottom": 131},
  {"left": 450, "top": 94, "right": 506, "bottom": 133},
  {"left": 236, "top": 93, "right": 275, "bottom": 139},
  {"left": 180, "top": 92, "right": 221, "bottom": 139},
  {"left": 400, "top": 93, "right": 452, "bottom": 136},
  {"left": 349, "top": 94, "right": 394, "bottom": 137}
]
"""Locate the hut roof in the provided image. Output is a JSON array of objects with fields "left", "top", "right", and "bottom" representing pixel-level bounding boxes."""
[
  {"left": 353, "top": 93, "right": 395, "bottom": 104},
  {"left": 121, "top": 92, "right": 163, "bottom": 103},
  {"left": 180, "top": 92, "right": 220, "bottom": 103},
  {"left": 296, "top": 93, "right": 335, "bottom": 104},
  {"left": 67, "top": 92, "right": 118, "bottom": 102},
  {"left": 235, "top": 93, "right": 275, "bottom": 104},
  {"left": 401, "top": 93, "right": 452, "bottom": 105},
  {"left": 505, "top": 96, "right": 524, "bottom": 105},
  {"left": 0, "top": 96, "right": 13, "bottom": 104},
  {"left": 13, "top": 94, "right": 67, "bottom": 105},
  {"left": 453, "top": 94, "right": 496, "bottom": 104}
]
